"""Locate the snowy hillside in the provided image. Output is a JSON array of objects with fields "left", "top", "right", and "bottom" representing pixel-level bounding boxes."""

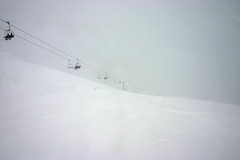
[{"left": 0, "top": 49, "right": 239, "bottom": 160}]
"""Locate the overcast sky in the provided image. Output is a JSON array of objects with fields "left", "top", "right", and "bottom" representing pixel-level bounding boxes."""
[{"left": 0, "top": 0, "right": 240, "bottom": 104}]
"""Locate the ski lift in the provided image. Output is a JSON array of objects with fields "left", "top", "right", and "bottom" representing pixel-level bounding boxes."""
[
  {"left": 4, "top": 22, "right": 14, "bottom": 40},
  {"left": 67, "top": 59, "right": 74, "bottom": 69},
  {"left": 97, "top": 72, "right": 102, "bottom": 79},
  {"left": 75, "top": 59, "right": 81, "bottom": 70},
  {"left": 104, "top": 73, "right": 109, "bottom": 80}
]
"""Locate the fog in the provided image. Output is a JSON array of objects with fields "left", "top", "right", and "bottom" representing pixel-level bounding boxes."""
[{"left": 0, "top": 0, "right": 240, "bottom": 104}]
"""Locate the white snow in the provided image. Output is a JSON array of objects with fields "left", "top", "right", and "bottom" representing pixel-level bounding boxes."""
[{"left": 0, "top": 49, "right": 240, "bottom": 160}]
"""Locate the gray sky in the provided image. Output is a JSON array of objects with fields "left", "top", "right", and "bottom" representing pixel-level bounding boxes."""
[{"left": 0, "top": 0, "right": 240, "bottom": 104}]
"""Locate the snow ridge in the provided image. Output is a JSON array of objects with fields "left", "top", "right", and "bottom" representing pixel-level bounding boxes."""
[{"left": 0, "top": 50, "right": 240, "bottom": 160}]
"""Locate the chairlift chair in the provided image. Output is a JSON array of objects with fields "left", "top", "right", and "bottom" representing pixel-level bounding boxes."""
[
  {"left": 75, "top": 59, "right": 81, "bottom": 70},
  {"left": 67, "top": 60, "right": 74, "bottom": 69},
  {"left": 3, "top": 22, "right": 14, "bottom": 40},
  {"left": 75, "top": 65, "right": 81, "bottom": 70},
  {"left": 104, "top": 73, "right": 109, "bottom": 80},
  {"left": 97, "top": 72, "right": 102, "bottom": 79}
]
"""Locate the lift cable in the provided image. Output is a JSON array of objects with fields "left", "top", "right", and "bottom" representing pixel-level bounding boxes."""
[
  {"left": 0, "top": 27, "right": 71, "bottom": 61},
  {"left": 0, "top": 18, "right": 122, "bottom": 80},
  {"left": 0, "top": 27, "right": 104, "bottom": 72},
  {"left": 11, "top": 24, "right": 106, "bottom": 74},
  {"left": 0, "top": 26, "right": 6, "bottom": 31},
  {"left": 0, "top": 17, "right": 112, "bottom": 76},
  {"left": 16, "top": 34, "right": 70, "bottom": 61},
  {"left": 1, "top": 28, "right": 109, "bottom": 78},
  {"left": 0, "top": 18, "right": 7, "bottom": 23}
]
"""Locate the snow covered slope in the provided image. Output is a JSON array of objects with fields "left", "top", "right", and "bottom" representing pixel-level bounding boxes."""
[{"left": 0, "top": 49, "right": 240, "bottom": 160}]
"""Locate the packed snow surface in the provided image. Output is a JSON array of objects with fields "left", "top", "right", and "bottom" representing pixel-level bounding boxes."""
[{"left": 0, "top": 50, "right": 240, "bottom": 160}]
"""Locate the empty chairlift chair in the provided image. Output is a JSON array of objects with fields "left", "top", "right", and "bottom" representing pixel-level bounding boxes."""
[
  {"left": 97, "top": 72, "right": 102, "bottom": 79},
  {"left": 67, "top": 60, "right": 74, "bottom": 69}
]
